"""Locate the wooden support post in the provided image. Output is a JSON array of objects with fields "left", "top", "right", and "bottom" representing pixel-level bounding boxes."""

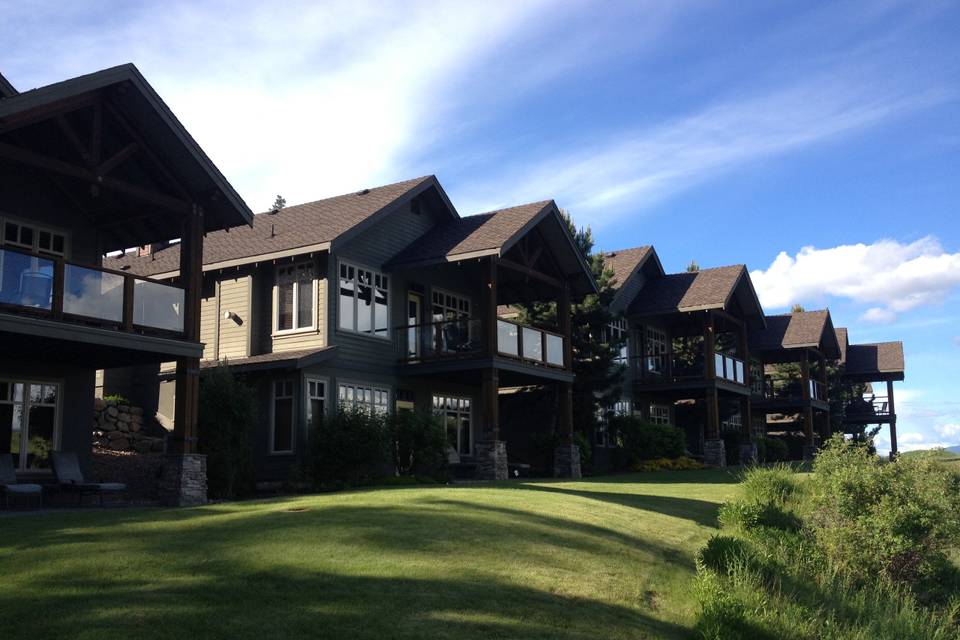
[
  {"left": 559, "top": 283, "right": 572, "bottom": 371},
  {"left": 739, "top": 322, "right": 750, "bottom": 388},
  {"left": 486, "top": 256, "right": 498, "bottom": 356},
  {"left": 51, "top": 258, "right": 64, "bottom": 319},
  {"left": 171, "top": 204, "right": 204, "bottom": 455},
  {"left": 704, "top": 312, "right": 716, "bottom": 380},
  {"left": 481, "top": 368, "right": 499, "bottom": 441},
  {"left": 887, "top": 379, "right": 898, "bottom": 456},
  {"left": 819, "top": 355, "right": 829, "bottom": 402},
  {"left": 122, "top": 275, "right": 135, "bottom": 331},
  {"left": 705, "top": 387, "right": 720, "bottom": 440},
  {"left": 559, "top": 381, "right": 574, "bottom": 445},
  {"left": 741, "top": 396, "right": 753, "bottom": 441},
  {"left": 800, "top": 352, "right": 815, "bottom": 446}
]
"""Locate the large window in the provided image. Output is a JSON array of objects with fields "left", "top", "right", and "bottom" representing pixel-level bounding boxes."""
[
  {"left": 275, "top": 262, "right": 315, "bottom": 332},
  {"left": 596, "top": 399, "right": 630, "bottom": 448},
  {"left": 305, "top": 378, "right": 327, "bottom": 431},
  {"left": 339, "top": 262, "right": 389, "bottom": 338},
  {"left": 271, "top": 380, "right": 295, "bottom": 454},
  {"left": 721, "top": 410, "right": 742, "bottom": 434},
  {"left": 606, "top": 318, "right": 629, "bottom": 365},
  {"left": 644, "top": 326, "right": 668, "bottom": 374},
  {"left": 339, "top": 383, "right": 390, "bottom": 415},
  {"left": 432, "top": 289, "right": 471, "bottom": 352},
  {"left": 649, "top": 404, "right": 671, "bottom": 425},
  {"left": 1, "top": 217, "right": 67, "bottom": 257},
  {"left": 433, "top": 395, "right": 471, "bottom": 457},
  {"left": 0, "top": 380, "right": 59, "bottom": 471}
]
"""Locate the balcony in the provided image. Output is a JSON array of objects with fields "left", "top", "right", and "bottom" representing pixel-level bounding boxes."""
[
  {"left": 0, "top": 245, "right": 185, "bottom": 335},
  {"left": 397, "top": 317, "right": 566, "bottom": 369},
  {"left": 762, "top": 377, "right": 826, "bottom": 402},
  {"left": 639, "top": 352, "right": 747, "bottom": 386}
]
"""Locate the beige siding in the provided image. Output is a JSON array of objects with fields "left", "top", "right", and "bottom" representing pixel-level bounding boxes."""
[
  {"left": 218, "top": 275, "right": 252, "bottom": 360},
  {"left": 199, "top": 292, "right": 217, "bottom": 360}
]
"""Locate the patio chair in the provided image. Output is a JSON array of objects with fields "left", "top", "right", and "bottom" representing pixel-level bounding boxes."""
[
  {"left": 50, "top": 451, "right": 126, "bottom": 506},
  {"left": 0, "top": 454, "right": 43, "bottom": 509}
]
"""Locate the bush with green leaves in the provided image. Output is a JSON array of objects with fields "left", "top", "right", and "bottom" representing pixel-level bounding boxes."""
[
  {"left": 807, "top": 434, "right": 960, "bottom": 590},
  {"left": 612, "top": 416, "right": 685, "bottom": 465},
  {"left": 764, "top": 437, "right": 789, "bottom": 462},
  {"left": 392, "top": 409, "right": 448, "bottom": 480},
  {"left": 741, "top": 464, "right": 799, "bottom": 507},
  {"left": 197, "top": 366, "right": 256, "bottom": 499},
  {"left": 308, "top": 405, "right": 392, "bottom": 489}
]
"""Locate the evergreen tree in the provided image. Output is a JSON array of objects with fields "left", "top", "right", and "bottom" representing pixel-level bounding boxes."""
[
  {"left": 517, "top": 210, "right": 625, "bottom": 443},
  {"left": 271, "top": 195, "right": 287, "bottom": 212},
  {"left": 686, "top": 260, "right": 700, "bottom": 272}
]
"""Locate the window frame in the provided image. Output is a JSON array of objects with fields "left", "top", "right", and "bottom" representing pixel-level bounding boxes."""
[
  {"left": 337, "top": 259, "right": 390, "bottom": 340},
  {"left": 0, "top": 377, "right": 63, "bottom": 473},
  {"left": 272, "top": 260, "right": 318, "bottom": 336},
  {"left": 606, "top": 317, "right": 629, "bottom": 365},
  {"left": 269, "top": 378, "right": 296, "bottom": 455},
  {"left": 0, "top": 214, "right": 70, "bottom": 258},
  {"left": 644, "top": 325, "right": 668, "bottom": 374},
  {"left": 304, "top": 376, "right": 328, "bottom": 433},
  {"left": 337, "top": 381, "right": 391, "bottom": 415},
  {"left": 432, "top": 394, "right": 473, "bottom": 457},
  {"left": 649, "top": 403, "right": 671, "bottom": 426}
]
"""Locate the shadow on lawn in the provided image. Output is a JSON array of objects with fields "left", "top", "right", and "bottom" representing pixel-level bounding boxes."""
[{"left": 1, "top": 502, "right": 696, "bottom": 640}]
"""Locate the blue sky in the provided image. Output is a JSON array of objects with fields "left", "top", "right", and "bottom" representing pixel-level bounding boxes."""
[{"left": 2, "top": 0, "right": 958, "bottom": 453}]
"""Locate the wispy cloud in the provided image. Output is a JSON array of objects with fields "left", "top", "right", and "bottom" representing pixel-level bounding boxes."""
[
  {"left": 453, "top": 67, "right": 952, "bottom": 219},
  {"left": 750, "top": 236, "right": 960, "bottom": 319}
]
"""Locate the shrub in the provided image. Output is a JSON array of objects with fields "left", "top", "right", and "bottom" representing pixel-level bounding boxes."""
[
  {"left": 696, "top": 535, "right": 754, "bottom": 573},
  {"left": 740, "top": 464, "right": 799, "bottom": 508},
  {"left": 719, "top": 500, "right": 802, "bottom": 532},
  {"left": 807, "top": 434, "right": 960, "bottom": 592},
  {"left": 197, "top": 366, "right": 256, "bottom": 499},
  {"left": 765, "top": 437, "right": 789, "bottom": 462},
  {"left": 392, "top": 410, "right": 448, "bottom": 480},
  {"left": 754, "top": 437, "right": 768, "bottom": 463},
  {"left": 573, "top": 430, "right": 592, "bottom": 474},
  {"left": 613, "top": 416, "right": 686, "bottom": 465},
  {"left": 631, "top": 456, "right": 704, "bottom": 472},
  {"left": 309, "top": 406, "right": 392, "bottom": 489},
  {"left": 722, "top": 432, "right": 743, "bottom": 465},
  {"left": 102, "top": 393, "right": 129, "bottom": 405}
]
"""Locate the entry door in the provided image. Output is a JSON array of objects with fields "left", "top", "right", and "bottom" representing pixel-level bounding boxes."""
[
  {"left": 407, "top": 292, "right": 422, "bottom": 358},
  {"left": 0, "top": 381, "right": 60, "bottom": 471}
]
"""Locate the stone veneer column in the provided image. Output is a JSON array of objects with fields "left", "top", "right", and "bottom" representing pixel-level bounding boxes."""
[
  {"left": 704, "top": 439, "right": 726, "bottom": 467},
  {"left": 474, "top": 440, "right": 508, "bottom": 480},
  {"left": 159, "top": 453, "right": 207, "bottom": 506},
  {"left": 553, "top": 443, "right": 582, "bottom": 479}
]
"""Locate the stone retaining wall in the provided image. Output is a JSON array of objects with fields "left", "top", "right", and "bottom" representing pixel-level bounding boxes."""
[{"left": 92, "top": 397, "right": 165, "bottom": 454}]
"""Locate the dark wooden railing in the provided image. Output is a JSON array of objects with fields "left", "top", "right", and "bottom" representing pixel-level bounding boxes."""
[{"left": 0, "top": 244, "right": 186, "bottom": 335}]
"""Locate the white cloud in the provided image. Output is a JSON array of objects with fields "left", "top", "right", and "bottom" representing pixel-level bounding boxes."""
[
  {"left": 936, "top": 423, "right": 960, "bottom": 439},
  {"left": 861, "top": 307, "right": 897, "bottom": 324},
  {"left": 750, "top": 236, "right": 960, "bottom": 317},
  {"left": 953, "top": 336, "right": 960, "bottom": 347}
]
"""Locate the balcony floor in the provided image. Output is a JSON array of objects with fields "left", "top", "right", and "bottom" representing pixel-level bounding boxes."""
[
  {"left": 397, "top": 354, "right": 574, "bottom": 386},
  {"left": 0, "top": 311, "right": 202, "bottom": 368}
]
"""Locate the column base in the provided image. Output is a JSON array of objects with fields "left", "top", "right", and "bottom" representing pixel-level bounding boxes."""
[
  {"left": 159, "top": 453, "right": 207, "bottom": 506},
  {"left": 704, "top": 439, "right": 727, "bottom": 467},
  {"left": 738, "top": 443, "right": 758, "bottom": 465},
  {"left": 474, "top": 440, "right": 508, "bottom": 480},
  {"left": 553, "top": 443, "right": 582, "bottom": 479}
]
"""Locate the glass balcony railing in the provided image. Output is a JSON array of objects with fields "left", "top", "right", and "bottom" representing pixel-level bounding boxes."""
[
  {"left": 715, "top": 353, "right": 746, "bottom": 384},
  {"left": 0, "top": 245, "right": 185, "bottom": 335},
  {"left": 398, "top": 316, "right": 567, "bottom": 369}
]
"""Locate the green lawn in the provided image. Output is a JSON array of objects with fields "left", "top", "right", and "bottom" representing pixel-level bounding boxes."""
[{"left": 0, "top": 470, "right": 740, "bottom": 639}]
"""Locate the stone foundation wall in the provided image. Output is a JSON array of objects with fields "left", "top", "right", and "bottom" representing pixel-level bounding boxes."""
[
  {"left": 704, "top": 438, "right": 727, "bottom": 467},
  {"left": 553, "top": 443, "right": 582, "bottom": 479},
  {"left": 475, "top": 440, "right": 508, "bottom": 480},
  {"left": 92, "top": 397, "right": 165, "bottom": 454},
  {"left": 159, "top": 454, "right": 208, "bottom": 507}
]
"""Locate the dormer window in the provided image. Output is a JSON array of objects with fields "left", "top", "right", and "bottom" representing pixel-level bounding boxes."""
[{"left": 274, "top": 261, "right": 315, "bottom": 332}]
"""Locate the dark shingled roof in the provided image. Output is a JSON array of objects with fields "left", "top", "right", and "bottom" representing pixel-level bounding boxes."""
[
  {"left": 200, "top": 346, "right": 336, "bottom": 372},
  {"left": 845, "top": 342, "right": 905, "bottom": 377},
  {"left": 749, "top": 310, "right": 841, "bottom": 358},
  {"left": 112, "top": 176, "right": 436, "bottom": 276},
  {"left": 0, "top": 71, "right": 17, "bottom": 98},
  {"left": 386, "top": 201, "right": 552, "bottom": 267},
  {"left": 629, "top": 265, "right": 748, "bottom": 315},
  {"left": 602, "top": 246, "right": 654, "bottom": 291}
]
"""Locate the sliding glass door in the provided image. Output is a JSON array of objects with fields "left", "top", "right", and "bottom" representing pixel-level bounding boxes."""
[{"left": 0, "top": 380, "right": 60, "bottom": 471}]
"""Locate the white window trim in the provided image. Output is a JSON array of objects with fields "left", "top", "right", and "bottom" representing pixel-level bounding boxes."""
[
  {"left": 304, "top": 375, "right": 329, "bottom": 432},
  {"left": 269, "top": 378, "right": 296, "bottom": 455},
  {"left": 433, "top": 394, "right": 473, "bottom": 457},
  {"left": 272, "top": 260, "right": 318, "bottom": 336},
  {"left": 0, "top": 377, "right": 64, "bottom": 473},
  {"left": 337, "top": 259, "right": 391, "bottom": 340},
  {"left": 337, "top": 381, "right": 392, "bottom": 415},
  {"left": 0, "top": 213, "right": 70, "bottom": 258},
  {"left": 430, "top": 287, "right": 471, "bottom": 320},
  {"left": 649, "top": 403, "right": 671, "bottom": 426},
  {"left": 644, "top": 325, "right": 668, "bottom": 374}
]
